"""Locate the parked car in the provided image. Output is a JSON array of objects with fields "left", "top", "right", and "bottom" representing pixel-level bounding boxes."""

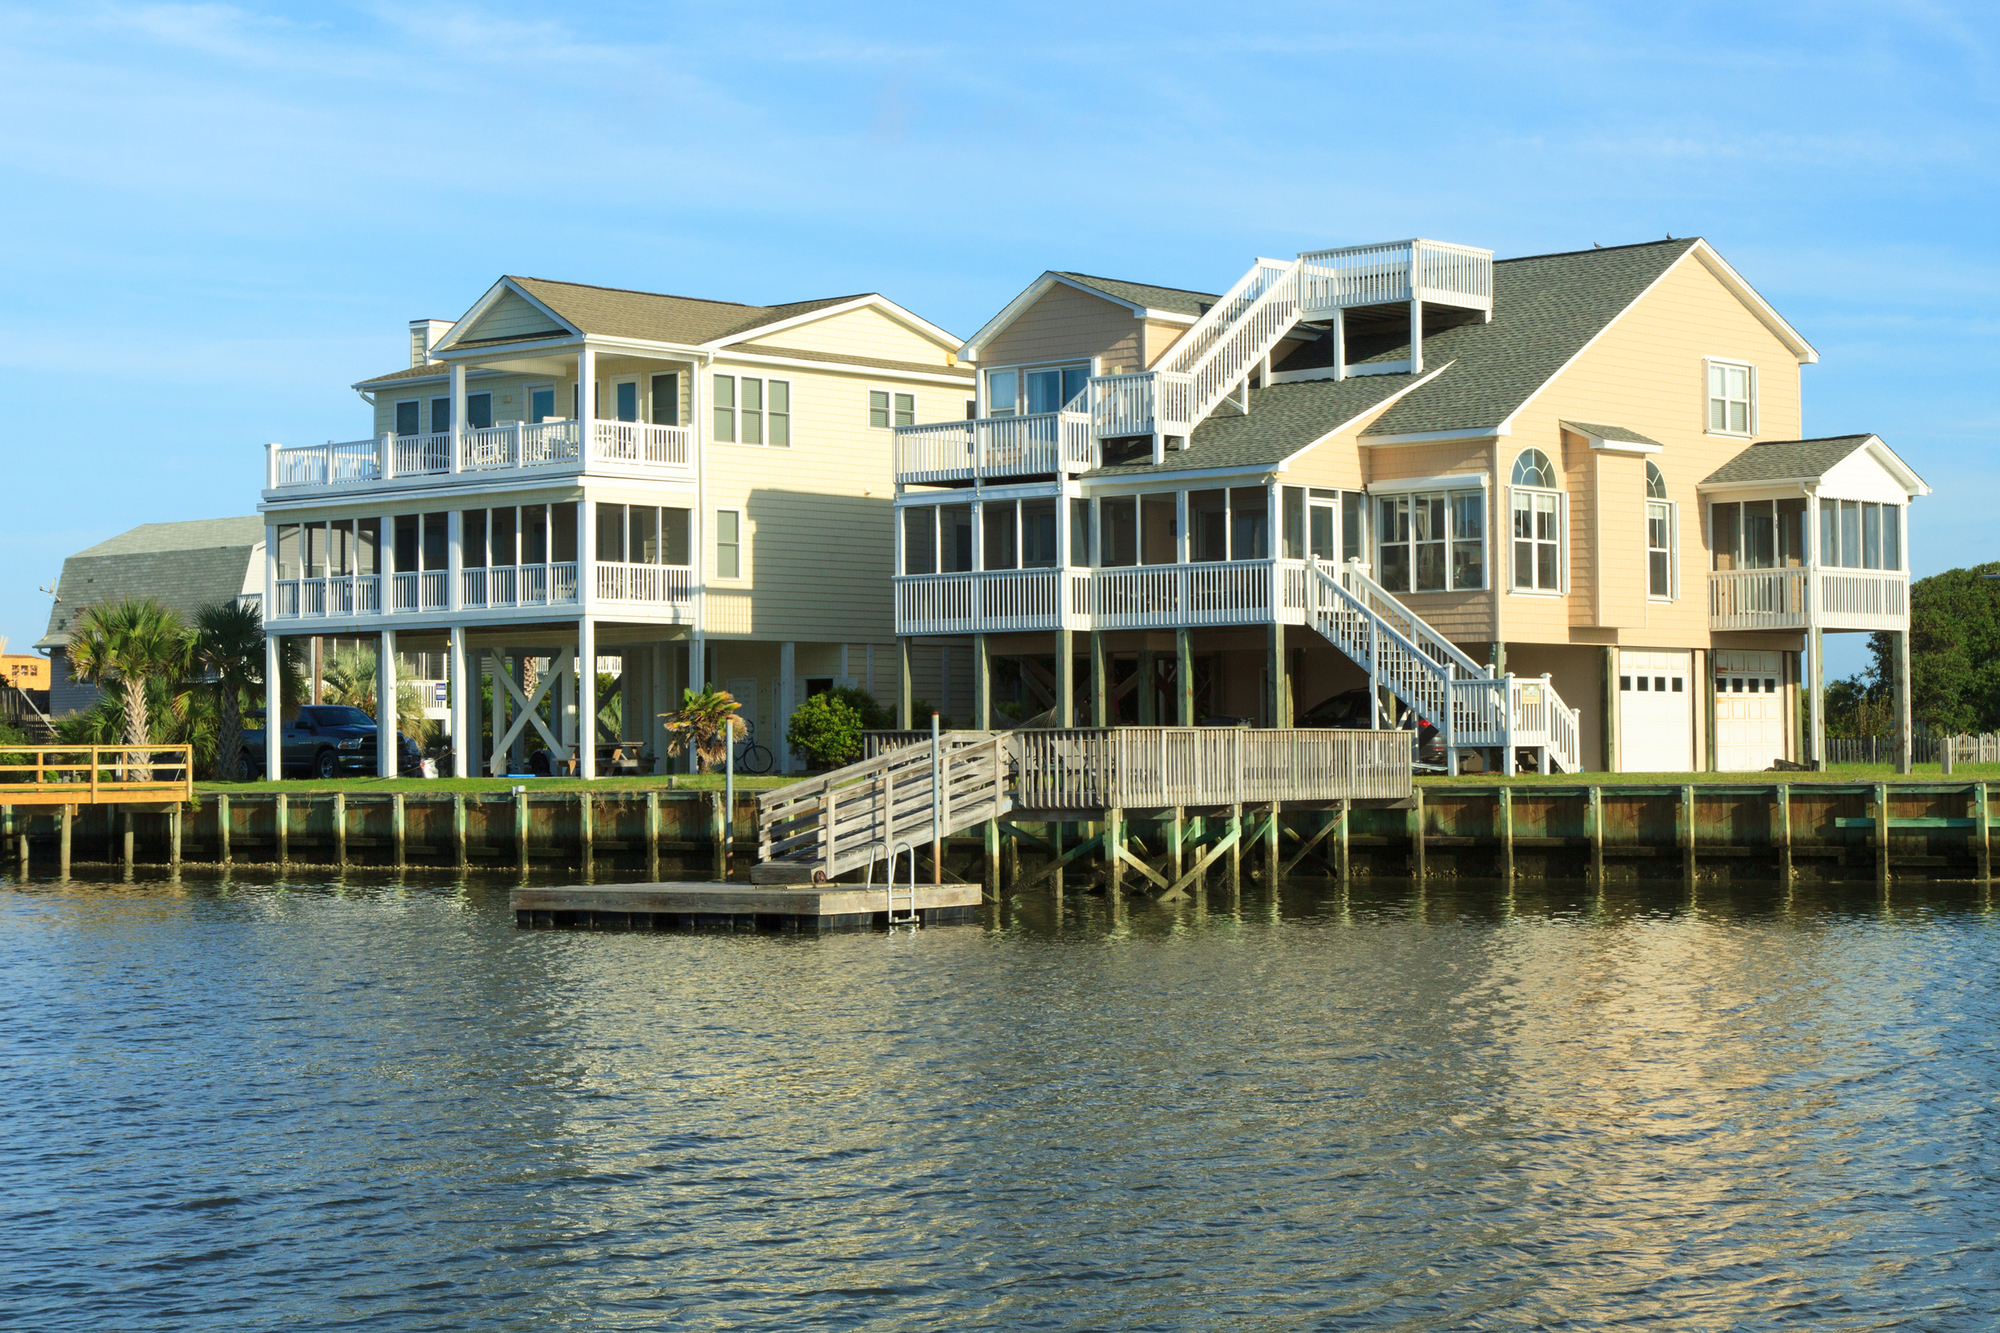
[
  {"left": 1300, "top": 689, "right": 1447, "bottom": 767},
  {"left": 238, "top": 706, "right": 422, "bottom": 780}
]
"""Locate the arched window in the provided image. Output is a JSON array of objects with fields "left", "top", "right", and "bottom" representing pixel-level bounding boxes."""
[
  {"left": 1646, "top": 462, "right": 1676, "bottom": 598},
  {"left": 1512, "top": 448, "right": 1557, "bottom": 489},
  {"left": 1509, "top": 449, "right": 1563, "bottom": 591}
]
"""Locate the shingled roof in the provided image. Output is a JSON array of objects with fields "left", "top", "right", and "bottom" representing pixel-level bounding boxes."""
[
  {"left": 1699, "top": 435, "right": 1879, "bottom": 485},
  {"left": 1053, "top": 273, "right": 1220, "bottom": 319},
  {"left": 1083, "top": 373, "right": 1423, "bottom": 479},
  {"left": 37, "top": 518, "right": 263, "bottom": 650}
]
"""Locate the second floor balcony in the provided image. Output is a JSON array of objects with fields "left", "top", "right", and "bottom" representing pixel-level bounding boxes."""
[
  {"left": 271, "top": 559, "right": 694, "bottom": 623},
  {"left": 1707, "top": 566, "right": 1907, "bottom": 633},
  {"left": 266, "top": 419, "right": 691, "bottom": 497},
  {"left": 895, "top": 559, "right": 1314, "bottom": 635}
]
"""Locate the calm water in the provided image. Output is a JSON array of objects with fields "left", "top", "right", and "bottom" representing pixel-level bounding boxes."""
[{"left": 4, "top": 871, "right": 1998, "bottom": 1331}]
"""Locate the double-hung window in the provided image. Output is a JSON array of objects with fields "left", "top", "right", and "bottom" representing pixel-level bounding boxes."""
[
  {"left": 1706, "top": 359, "right": 1756, "bottom": 435},
  {"left": 1646, "top": 461, "right": 1679, "bottom": 600},
  {"left": 429, "top": 398, "right": 451, "bottom": 434},
  {"left": 1375, "top": 485, "right": 1485, "bottom": 593},
  {"left": 870, "top": 390, "right": 916, "bottom": 429},
  {"left": 394, "top": 399, "right": 420, "bottom": 437},
  {"left": 650, "top": 372, "right": 680, "bottom": 426},
  {"left": 1509, "top": 448, "right": 1564, "bottom": 593},
  {"left": 715, "top": 510, "right": 742, "bottom": 578},
  {"left": 713, "top": 374, "right": 791, "bottom": 446}
]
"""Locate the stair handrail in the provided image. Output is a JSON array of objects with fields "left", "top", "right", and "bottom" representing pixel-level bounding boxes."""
[
  {"left": 1305, "top": 561, "right": 1479, "bottom": 735},
  {"left": 1162, "top": 258, "right": 1296, "bottom": 379},
  {"left": 1165, "top": 258, "right": 1306, "bottom": 426},
  {"left": 1333, "top": 560, "right": 1492, "bottom": 680}
]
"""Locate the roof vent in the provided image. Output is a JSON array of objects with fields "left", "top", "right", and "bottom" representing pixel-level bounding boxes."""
[{"left": 409, "top": 319, "right": 455, "bottom": 367}]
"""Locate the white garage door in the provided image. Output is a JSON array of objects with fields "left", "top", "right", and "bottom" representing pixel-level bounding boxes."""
[
  {"left": 1715, "top": 650, "right": 1786, "bottom": 772},
  {"left": 1618, "top": 650, "right": 1693, "bottom": 773}
]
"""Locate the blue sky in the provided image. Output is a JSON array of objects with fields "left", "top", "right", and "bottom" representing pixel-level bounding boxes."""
[{"left": 3, "top": 1, "right": 1995, "bottom": 682}]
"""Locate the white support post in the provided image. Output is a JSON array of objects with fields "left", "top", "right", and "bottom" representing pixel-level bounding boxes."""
[
  {"left": 264, "top": 631, "right": 282, "bottom": 782},
  {"left": 651, "top": 641, "right": 670, "bottom": 774},
  {"left": 1409, "top": 297, "right": 1424, "bottom": 376},
  {"left": 578, "top": 619, "right": 597, "bottom": 779},
  {"left": 446, "top": 509, "right": 462, "bottom": 612},
  {"left": 381, "top": 512, "right": 397, "bottom": 613},
  {"left": 577, "top": 343, "right": 596, "bottom": 465},
  {"left": 450, "top": 624, "right": 469, "bottom": 780},
  {"left": 265, "top": 442, "right": 278, "bottom": 491},
  {"left": 450, "top": 362, "right": 467, "bottom": 474},
  {"left": 579, "top": 493, "right": 597, "bottom": 613},
  {"left": 778, "top": 641, "right": 796, "bottom": 773},
  {"left": 1332, "top": 310, "right": 1346, "bottom": 382},
  {"left": 378, "top": 628, "right": 398, "bottom": 778}
]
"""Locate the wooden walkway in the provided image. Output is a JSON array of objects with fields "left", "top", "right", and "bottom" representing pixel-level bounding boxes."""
[
  {"left": 754, "top": 727, "right": 1412, "bottom": 886},
  {"left": 512, "top": 881, "right": 981, "bottom": 931},
  {"left": 0, "top": 745, "right": 193, "bottom": 807}
]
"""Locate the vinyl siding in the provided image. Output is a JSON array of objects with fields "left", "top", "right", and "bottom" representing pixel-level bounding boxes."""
[
  {"left": 737, "top": 306, "right": 954, "bottom": 366},
  {"left": 983, "top": 282, "right": 1144, "bottom": 373},
  {"left": 461, "top": 288, "right": 567, "bottom": 342},
  {"left": 1502, "top": 250, "right": 1806, "bottom": 650},
  {"left": 701, "top": 359, "right": 963, "bottom": 643}
]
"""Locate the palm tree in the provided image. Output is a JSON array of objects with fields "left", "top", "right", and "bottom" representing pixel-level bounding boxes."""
[
  {"left": 66, "top": 599, "right": 196, "bottom": 779},
  {"left": 663, "top": 687, "right": 743, "bottom": 772},
  {"left": 195, "top": 601, "right": 264, "bottom": 781}
]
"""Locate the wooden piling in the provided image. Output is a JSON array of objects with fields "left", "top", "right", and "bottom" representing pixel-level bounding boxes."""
[
  {"left": 1265, "top": 799, "right": 1281, "bottom": 886},
  {"left": 1336, "top": 799, "right": 1350, "bottom": 881},
  {"left": 1168, "top": 807, "right": 1185, "bottom": 879},
  {"left": 59, "top": 805, "right": 72, "bottom": 876},
  {"left": 1875, "top": 782, "right": 1891, "bottom": 890},
  {"left": 334, "top": 791, "right": 347, "bottom": 866},
  {"left": 1409, "top": 790, "right": 1425, "bottom": 881},
  {"left": 1976, "top": 781, "right": 1991, "bottom": 882},
  {"left": 123, "top": 811, "right": 135, "bottom": 870},
  {"left": 453, "top": 793, "right": 468, "bottom": 869},
  {"left": 579, "top": 791, "right": 593, "bottom": 871},
  {"left": 276, "top": 793, "right": 289, "bottom": 865},
  {"left": 516, "top": 788, "right": 530, "bottom": 873},
  {"left": 1775, "top": 784, "right": 1792, "bottom": 883},
  {"left": 1003, "top": 825, "right": 1020, "bottom": 887},
  {"left": 1498, "top": 786, "right": 1514, "bottom": 882},
  {"left": 393, "top": 793, "right": 406, "bottom": 868},
  {"left": 1587, "top": 786, "right": 1604, "bottom": 885},
  {"left": 170, "top": 805, "right": 181, "bottom": 866},
  {"left": 1106, "top": 807, "right": 1124, "bottom": 899},
  {"left": 983, "top": 818, "right": 1000, "bottom": 898},
  {"left": 1227, "top": 804, "right": 1242, "bottom": 889},
  {"left": 1680, "top": 784, "right": 1696, "bottom": 882},
  {"left": 710, "top": 791, "right": 726, "bottom": 881},
  {"left": 218, "top": 793, "right": 231, "bottom": 863},
  {"left": 646, "top": 790, "right": 661, "bottom": 880}
]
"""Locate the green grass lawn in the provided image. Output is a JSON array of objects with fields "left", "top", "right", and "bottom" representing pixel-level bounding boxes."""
[
  {"left": 1420, "top": 762, "right": 2000, "bottom": 786},
  {"left": 194, "top": 772, "right": 802, "bottom": 796}
]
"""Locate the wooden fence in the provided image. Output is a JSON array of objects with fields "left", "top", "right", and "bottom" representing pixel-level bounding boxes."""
[{"left": 0, "top": 745, "right": 193, "bottom": 805}]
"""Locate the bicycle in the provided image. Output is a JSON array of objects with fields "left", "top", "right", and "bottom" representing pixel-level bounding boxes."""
[{"left": 732, "top": 721, "right": 774, "bottom": 775}]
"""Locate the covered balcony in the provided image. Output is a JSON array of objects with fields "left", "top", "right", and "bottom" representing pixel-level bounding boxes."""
[
  {"left": 1704, "top": 494, "right": 1910, "bottom": 633},
  {"left": 266, "top": 419, "right": 690, "bottom": 495}
]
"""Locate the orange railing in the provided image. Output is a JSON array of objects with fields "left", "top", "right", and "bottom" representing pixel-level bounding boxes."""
[{"left": 0, "top": 745, "right": 194, "bottom": 805}]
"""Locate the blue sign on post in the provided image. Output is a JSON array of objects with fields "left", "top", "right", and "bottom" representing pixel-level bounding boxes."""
[{"left": 433, "top": 683, "right": 448, "bottom": 705}]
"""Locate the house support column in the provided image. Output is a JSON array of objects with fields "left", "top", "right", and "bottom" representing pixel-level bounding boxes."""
[
  {"left": 973, "top": 634, "right": 992, "bottom": 731},
  {"left": 264, "top": 631, "right": 281, "bottom": 782},
  {"left": 1602, "top": 646, "right": 1619, "bottom": 772},
  {"left": 1409, "top": 298, "right": 1424, "bottom": 375},
  {"left": 1808, "top": 627, "right": 1826, "bottom": 770},
  {"left": 897, "top": 637, "right": 914, "bottom": 730},
  {"left": 578, "top": 619, "right": 597, "bottom": 779},
  {"left": 1058, "top": 628, "right": 1075, "bottom": 729},
  {"left": 378, "top": 627, "right": 398, "bottom": 778},
  {"left": 778, "top": 641, "right": 796, "bottom": 772},
  {"left": 1090, "top": 632, "right": 1108, "bottom": 728},
  {"left": 449, "top": 625, "right": 469, "bottom": 780},
  {"left": 1893, "top": 628, "right": 1912, "bottom": 776},
  {"left": 1268, "top": 623, "right": 1289, "bottom": 728},
  {"left": 1176, "top": 628, "right": 1194, "bottom": 726}
]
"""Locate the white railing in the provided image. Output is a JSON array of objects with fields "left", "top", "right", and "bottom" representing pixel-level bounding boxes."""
[
  {"left": 391, "top": 570, "right": 448, "bottom": 612},
  {"left": 896, "top": 568, "right": 1064, "bottom": 635},
  {"left": 272, "top": 439, "right": 381, "bottom": 487},
  {"left": 1088, "top": 560, "right": 1288, "bottom": 629},
  {"left": 593, "top": 421, "right": 691, "bottom": 469},
  {"left": 893, "top": 411, "right": 1097, "bottom": 482},
  {"left": 1505, "top": 675, "right": 1581, "bottom": 774},
  {"left": 461, "top": 420, "right": 582, "bottom": 471},
  {"left": 270, "top": 575, "right": 383, "bottom": 620},
  {"left": 1818, "top": 569, "right": 1907, "bottom": 629},
  {"left": 458, "top": 563, "right": 581, "bottom": 609},
  {"left": 1707, "top": 567, "right": 1906, "bottom": 631},
  {"left": 1297, "top": 238, "right": 1494, "bottom": 315},
  {"left": 393, "top": 432, "right": 453, "bottom": 476},
  {"left": 595, "top": 561, "right": 695, "bottom": 606},
  {"left": 1161, "top": 259, "right": 1304, "bottom": 426},
  {"left": 1090, "top": 369, "right": 1195, "bottom": 440}
]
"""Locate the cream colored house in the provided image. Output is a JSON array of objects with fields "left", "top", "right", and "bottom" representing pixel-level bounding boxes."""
[
  {"left": 890, "top": 238, "right": 1929, "bottom": 773},
  {"left": 260, "top": 276, "right": 970, "bottom": 777}
]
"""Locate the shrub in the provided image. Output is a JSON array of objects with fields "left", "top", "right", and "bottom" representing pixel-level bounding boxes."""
[
  {"left": 787, "top": 692, "right": 864, "bottom": 769},
  {"left": 828, "top": 685, "right": 894, "bottom": 731}
]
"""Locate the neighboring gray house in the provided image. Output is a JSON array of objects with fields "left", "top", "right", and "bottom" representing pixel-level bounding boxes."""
[{"left": 36, "top": 518, "right": 265, "bottom": 717}]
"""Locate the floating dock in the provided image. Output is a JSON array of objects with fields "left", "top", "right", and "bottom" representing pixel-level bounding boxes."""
[{"left": 511, "top": 881, "right": 983, "bottom": 931}]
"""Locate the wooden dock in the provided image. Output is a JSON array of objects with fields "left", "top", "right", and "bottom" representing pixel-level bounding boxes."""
[{"left": 511, "top": 881, "right": 983, "bottom": 931}]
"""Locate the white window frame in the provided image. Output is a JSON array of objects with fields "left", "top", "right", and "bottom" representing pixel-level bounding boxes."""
[
  {"left": 1369, "top": 480, "right": 1488, "bottom": 594},
  {"left": 869, "top": 387, "right": 917, "bottom": 430},
  {"left": 393, "top": 398, "right": 421, "bottom": 437},
  {"left": 981, "top": 360, "right": 1093, "bottom": 418},
  {"left": 610, "top": 375, "right": 642, "bottom": 424},
  {"left": 1504, "top": 450, "right": 1567, "bottom": 595},
  {"left": 714, "top": 509, "right": 743, "bottom": 579},
  {"left": 1646, "top": 462, "right": 1679, "bottom": 601},
  {"left": 714, "top": 373, "right": 792, "bottom": 446},
  {"left": 1704, "top": 357, "right": 1757, "bottom": 437}
]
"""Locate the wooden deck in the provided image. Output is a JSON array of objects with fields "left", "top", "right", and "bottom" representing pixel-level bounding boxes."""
[
  {"left": 511, "top": 880, "right": 983, "bottom": 930},
  {"left": 0, "top": 745, "right": 193, "bottom": 807}
]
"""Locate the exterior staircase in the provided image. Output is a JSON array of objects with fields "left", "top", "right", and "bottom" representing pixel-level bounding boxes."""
[
  {"left": 1305, "top": 559, "right": 1582, "bottom": 774},
  {"left": 754, "top": 731, "right": 1010, "bottom": 883}
]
